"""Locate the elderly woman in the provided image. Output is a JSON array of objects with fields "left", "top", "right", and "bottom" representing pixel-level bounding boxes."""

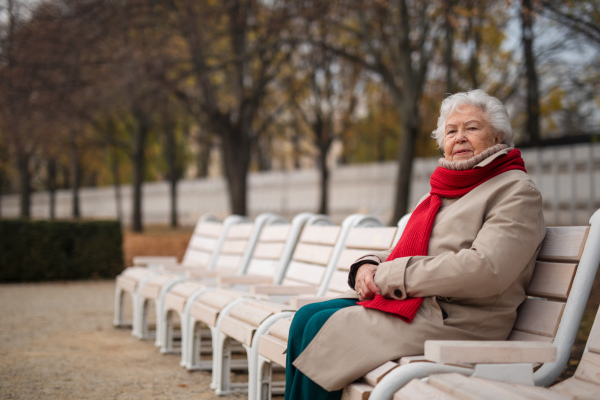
[{"left": 284, "top": 89, "right": 546, "bottom": 400}]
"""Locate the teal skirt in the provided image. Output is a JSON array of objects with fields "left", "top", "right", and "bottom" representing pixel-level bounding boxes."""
[{"left": 284, "top": 298, "right": 358, "bottom": 400}]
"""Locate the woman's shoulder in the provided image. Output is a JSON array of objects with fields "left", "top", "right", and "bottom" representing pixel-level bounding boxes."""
[
  {"left": 476, "top": 170, "right": 544, "bottom": 214},
  {"left": 490, "top": 168, "right": 539, "bottom": 191}
]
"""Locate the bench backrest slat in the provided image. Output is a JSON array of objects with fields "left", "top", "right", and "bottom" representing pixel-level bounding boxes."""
[
  {"left": 300, "top": 225, "right": 341, "bottom": 245},
  {"left": 513, "top": 298, "right": 565, "bottom": 338},
  {"left": 326, "top": 226, "right": 398, "bottom": 295},
  {"left": 526, "top": 261, "right": 576, "bottom": 301},
  {"left": 506, "top": 330, "right": 553, "bottom": 343},
  {"left": 537, "top": 226, "right": 589, "bottom": 263},
  {"left": 509, "top": 226, "right": 589, "bottom": 344},
  {"left": 281, "top": 225, "right": 341, "bottom": 287},
  {"left": 208, "top": 223, "right": 254, "bottom": 273},
  {"left": 242, "top": 224, "right": 292, "bottom": 278},
  {"left": 181, "top": 220, "right": 224, "bottom": 268}
]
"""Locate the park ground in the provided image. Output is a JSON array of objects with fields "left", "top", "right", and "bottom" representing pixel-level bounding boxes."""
[{"left": 0, "top": 226, "right": 598, "bottom": 398}]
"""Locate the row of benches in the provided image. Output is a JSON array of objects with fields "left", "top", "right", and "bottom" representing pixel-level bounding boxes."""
[{"left": 113, "top": 209, "right": 600, "bottom": 400}]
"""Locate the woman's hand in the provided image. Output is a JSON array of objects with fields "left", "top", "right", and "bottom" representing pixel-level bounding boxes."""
[{"left": 355, "top": 263, "right": 380, "bottom": 300}]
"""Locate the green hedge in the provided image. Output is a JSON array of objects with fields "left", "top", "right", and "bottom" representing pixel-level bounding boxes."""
[{"left": 0, "top": 219, "right": 124, "bottom": 282}]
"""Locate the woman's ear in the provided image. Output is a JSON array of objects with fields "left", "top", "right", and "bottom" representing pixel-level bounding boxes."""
[{"left": 494, "top": 131, "right": 502, "bottom": 145}]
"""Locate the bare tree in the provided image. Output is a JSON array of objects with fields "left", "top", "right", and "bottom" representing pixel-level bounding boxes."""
[
  {"left": 290, "top": 44, "right": 360, "bottom": 214},
  {"left": 522, "top": 0, "right": 541, "bottom": 145},
  {"left": 312, "top": 1, "right": 443, "bottom": 222},
  {"left": 540, "top": 0, "right": 600, "bottom": 47},
  {"left": 159, "top": 98, "right": 189, "bottom": 228},
  {"left": 170, "top": 0, "right": 294, "bottom": 216}
]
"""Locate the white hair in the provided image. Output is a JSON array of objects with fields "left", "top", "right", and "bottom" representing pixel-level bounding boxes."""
[{"left": 431, "top": 89, "right": 514, "bottom": 148}]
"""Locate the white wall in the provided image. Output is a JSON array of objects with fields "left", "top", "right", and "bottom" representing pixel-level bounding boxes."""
[{"left": 2, "top": 143, "right": 598, "bottom": 226}]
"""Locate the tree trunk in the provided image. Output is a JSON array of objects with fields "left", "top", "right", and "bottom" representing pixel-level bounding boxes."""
[
  {"left": 132, "top": 112, "right": 149, "bottom": 232},
  {"left": 164, "top": 119, "right": 179, "bottom": 228},
  {"left": 389, "top": 0, "right": 427, "bottom": 225},
  {"left": 254, "top": 135, "right": 272, "bottom": 172},
  {"left": 391, "top": 114, "right": 418, "bottom": 224},
  {"left": 0, "top": 170, "right": 3, "bottom": 218},
  {"left": 196, "top": 142, "right": 210, "bottom": 178},
  {"left": 17, "top": 150, "right": 31, "bottom": 219},
  {"left": 522, "top": 0, "right": 540, "bottom": 145},
  {"left": 70, "top": 131, "right": 81, "bottom": 219},
  {"left": 47, "top": 158, "right": 57, "bottom": 220},
  {"left": 291, "top": 133, "right": 302, "bottom": 169},
  {"left": 444, "top": 0, "right": 455, "bottom": 94},
  {"left": 221, "top": 128, "right": 250, "bottom": 216},
  {"left": 318, "top": 147, "right": 329, "bottom": 215},
  {"left": 169, "top": 177, "right": 178, "bottom": 228},
  {"left": 196, "top": 128, "right": 211, "bottom": 178},
  {"left": 467, "top": 1, "right": 483, "bottom": 88},
  {"left": 109, "top": 146, "right": 123, "bottom": 223}
]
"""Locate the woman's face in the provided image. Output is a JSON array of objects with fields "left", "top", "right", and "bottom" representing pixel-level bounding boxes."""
[{"left": 443, "top": 104, "right": 501, "bottom": 162}]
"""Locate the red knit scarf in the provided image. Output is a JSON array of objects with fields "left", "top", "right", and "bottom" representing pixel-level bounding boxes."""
[{"left": 358, "top": 149, "right": 526, "bottom": 322}]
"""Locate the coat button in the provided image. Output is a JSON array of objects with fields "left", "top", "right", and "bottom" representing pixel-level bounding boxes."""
[{"left": 394, "top": 289, "right": 403, "bottom": 297}]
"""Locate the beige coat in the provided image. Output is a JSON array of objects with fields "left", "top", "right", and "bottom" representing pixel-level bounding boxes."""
[{"left": 293, "top": 150, "right": 546, "bottom": 391}]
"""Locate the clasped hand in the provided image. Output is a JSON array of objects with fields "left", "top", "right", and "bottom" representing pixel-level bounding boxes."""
[{"left": 355, "top": 264, "right": 381, "bottom": 300}]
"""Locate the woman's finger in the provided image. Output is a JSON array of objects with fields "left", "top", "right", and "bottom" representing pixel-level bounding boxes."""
[{"left": 355, "top": 264, "right": 379, "bottom": 300}]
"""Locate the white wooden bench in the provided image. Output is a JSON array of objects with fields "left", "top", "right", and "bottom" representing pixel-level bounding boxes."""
[
  {"left": 396, "top": 303, "right": 600, "bottom": 400},
  {"left": 254, "top": 214, "right": 410, "bottom": 400},
  {"left": 360, "top": 209, "right": 600, "bottom": 400},
  {"left": 211, "top": 215, "right": 392, "bottom": 397},
  {"left": 132, "top": 214, "right": 249, "bottom": 340},
  {"left": 113, "top": 214, "right": 220, "bottom": 329},
  {"left": 199, "top": 213, "right": 349, "bottom": 393},
  {"left": 158, "top": 212, "right": 296, "bottom": 355},
  {"left": 180, "top": 212, "right": 314, "bottom": 371}
]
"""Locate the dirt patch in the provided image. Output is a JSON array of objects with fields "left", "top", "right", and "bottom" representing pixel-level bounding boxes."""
[{"left": 0, "top": 281, "right": 245, "bottom": 400}]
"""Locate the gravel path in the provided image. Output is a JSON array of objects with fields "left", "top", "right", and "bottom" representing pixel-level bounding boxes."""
[{"left": 0, "top": 280, "right": 246, "bottom": 400}]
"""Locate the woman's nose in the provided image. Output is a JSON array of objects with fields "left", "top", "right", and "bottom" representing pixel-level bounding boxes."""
[{"left": 455, "top": 129, "right": 467, "bottom": 142}]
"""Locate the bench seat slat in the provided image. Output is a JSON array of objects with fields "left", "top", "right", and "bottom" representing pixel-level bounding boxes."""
[
  {"left": 573, "top": 352, "right": 600, "bottom": 385},
  {"left": 258, "top": 334, "right": 287, "bottom": 367},
  {"left": 550, "top": 375, "right": 600, "bottom": 398}
]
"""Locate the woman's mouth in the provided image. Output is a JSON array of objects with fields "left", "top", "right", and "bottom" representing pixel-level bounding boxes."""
[{"left": 455, "top": 149, "right": 471, "bottom": 156}]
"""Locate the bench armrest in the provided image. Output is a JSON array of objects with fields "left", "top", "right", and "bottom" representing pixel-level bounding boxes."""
[
  {"left": 217, "top": 274, "right": 274, "bottom": 285},
  {"left": 133, "top": 256, "right": 178, "bottom": 266},
  {"left": 160, "top": 264, "right": 186, "bottom": 274},
  {"left": 290, "top": 296, "right": 333, "bottom": 309},
  {"left": 424, "top": 340, "right": 557, "bottom": 364},
  {"left": 250, "top": 285, "right": 319, "bottom": 296},
  {"left": 185, "top": 268, "right": 217, "bottom": 279}
]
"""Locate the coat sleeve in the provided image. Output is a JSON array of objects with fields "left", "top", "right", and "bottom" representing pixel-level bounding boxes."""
[{"left": 373, "top": 181, "right": 546, "bottom": 300}]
